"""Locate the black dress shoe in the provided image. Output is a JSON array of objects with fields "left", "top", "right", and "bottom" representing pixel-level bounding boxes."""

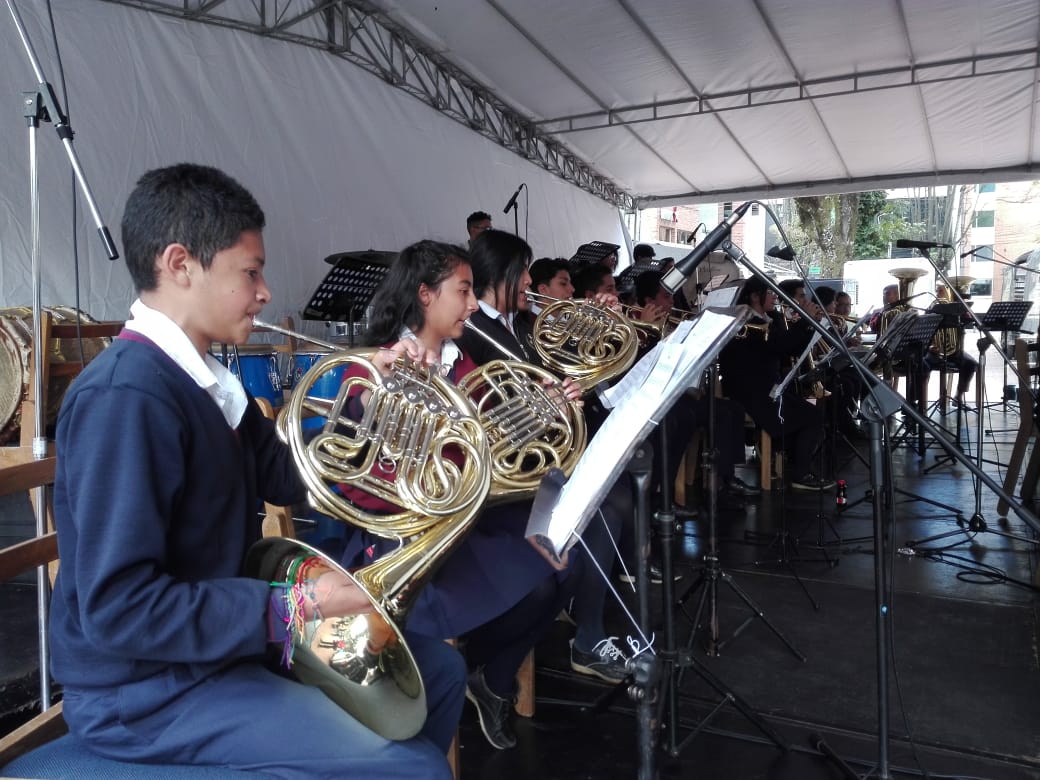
[
  {"left": 466, "top": 668, "right": 516, "bottom": 749},
  {"left": 723, "top": 476, "right": 762, "bottom": 496}
]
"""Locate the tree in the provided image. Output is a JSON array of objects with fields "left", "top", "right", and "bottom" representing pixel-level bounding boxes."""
[{"left": 792, "top": 193, "right": 862, "bottom": 276}]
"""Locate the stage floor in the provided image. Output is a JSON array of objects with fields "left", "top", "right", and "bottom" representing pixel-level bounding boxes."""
[{"left": 451, "top": 366, "right": 1040, "bottom": 779}]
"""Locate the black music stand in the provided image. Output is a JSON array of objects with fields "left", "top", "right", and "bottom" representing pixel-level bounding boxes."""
[
  {"left": 569, "top": 241, "right": 620, "bottom": 270},
  {"left": 301, "top": 252, "right": 395, "bottom": 344},
  {"left": 979, "top": 301, "right": 1033, "bottom": 411},
  {"left": 616, "top": 259, "right": 663, "bottom": 285},
  {"left": 615, "top": 260, "right": 661, "bottom": 301},
  {"left": 887, "top": 313, "right": 943, "bottom": 456}
]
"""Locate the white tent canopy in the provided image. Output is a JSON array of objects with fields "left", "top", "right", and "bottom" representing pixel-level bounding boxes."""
[
  {"left": 0, "top": 0, "right": 1037, "bottom": 320},
  {"left": 364, "top": 0, "right": 1040, "bottom": 206}
]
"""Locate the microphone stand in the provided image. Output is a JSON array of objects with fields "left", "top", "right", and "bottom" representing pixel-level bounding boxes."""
[
  {"left": 6, "top": 0, "right": 118, "bottom": 715},
  {"left": 898, "top": 249, "right": 1039, "bottom": 551},
  {"left": 503, "top": 183, "right": 524, "bottom": 237},
  {"left": 963, "top": 247, "right": 1040, "bottom": 413},
  {"left": 709, "top": 219, "right": 1040, "bottom": 780}
]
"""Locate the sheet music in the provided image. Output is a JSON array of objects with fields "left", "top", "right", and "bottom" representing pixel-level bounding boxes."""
[{"left": 527, "top": 309, "right": 747, "bottom": 555}]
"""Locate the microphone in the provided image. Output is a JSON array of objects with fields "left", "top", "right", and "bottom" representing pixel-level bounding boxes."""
[
  {"left": 765, "top": 245, "right": 796, "bottom": 262},
  {"left": 685, "top": 223, "right": 706, "bottom": 244},
  {"left": 896, "top": 238, "right": 952, "bottom": 250},
  {"left": 662, "top": 202, "right": 752, "bottom": 294},
  {"left": 503, "top": 184, "right": 524, "bottom": 214}
]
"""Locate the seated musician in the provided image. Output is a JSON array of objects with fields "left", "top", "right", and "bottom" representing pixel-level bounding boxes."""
[
  {"left": 457, "top": 233, "right": 638, "bottom": 695},
  {"left": 50, "top": 164, "right": 465, "bottom": 778},
  {"left": 719, "top": 276, "right": 833, "bottom": 491},
  {"left": 815, "top": 285, "right": 867, "bottom": 439},
  {"left": 336, "top": 238, "right": 600, "bottom": 749},
  {"left": 633, "top": 271, "right": 759, "bottom": 508},
  {"left": 923, "top": 284, "right": 978, "bottom": 404},
  {"left": 834, "top": 291, "right": 862, "bottom": 347},
  {"left": 528, "top": 256, "right": 574, "bottom": 311}
]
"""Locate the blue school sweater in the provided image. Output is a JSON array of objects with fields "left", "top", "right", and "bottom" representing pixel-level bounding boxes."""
[{"left": 49, "top": 337, "right": 306, "bottom": 694}]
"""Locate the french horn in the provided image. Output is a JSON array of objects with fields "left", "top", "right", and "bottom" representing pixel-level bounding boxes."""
[
  {"left": 247, "top": 319, "right": 491, "bottom": 741},
  {"left": 243, "top": 317, "right": 588, "bottom": 737}
]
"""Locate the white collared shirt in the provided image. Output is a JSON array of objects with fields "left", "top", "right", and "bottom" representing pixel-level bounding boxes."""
[
  {"left": 124, "top": 299, "right": 249, "bottom": 428},
  {"left": 477, "top": 299, "right": 514, "bottom": 335},
  {"left": 397, "top": 327, "right": 462, "bottom": 375}
]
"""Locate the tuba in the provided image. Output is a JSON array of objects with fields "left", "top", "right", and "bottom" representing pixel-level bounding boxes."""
[
  {"left": 879, "top": 267, "right": 927, "bottom": 334},
  {"left": 933, "top": 275, "right": 974, "bottom": 357}
]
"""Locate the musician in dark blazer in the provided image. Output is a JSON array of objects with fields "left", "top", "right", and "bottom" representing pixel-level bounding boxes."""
[
  {"left": 459, "top": 229, "right": 634, "bottom": 690},
  {"left": 719, "top": 276, "right": 832, "bottom": 491}
]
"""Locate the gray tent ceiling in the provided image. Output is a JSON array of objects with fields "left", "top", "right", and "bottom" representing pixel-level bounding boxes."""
[
  {"left": 102, "top": 0, "right": 1040, "bottom": 208},
  {"left": 366, "top": 0, "right": 1040, "bottom": 207}
]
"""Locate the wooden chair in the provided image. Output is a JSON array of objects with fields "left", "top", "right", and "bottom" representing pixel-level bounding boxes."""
[
  {"left": 0, "top": 495, "right": 255, "bottom": 777},
  {"left": 744, "top": 415, "right": 781, "bottom": 490},
  {"left": 999, "top": 338, "right": 1040, "bottom": 516}
]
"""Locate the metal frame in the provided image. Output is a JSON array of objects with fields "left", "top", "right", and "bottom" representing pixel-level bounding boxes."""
[{"left": 98, "top": 0, "right": 636, "bottom": 210}]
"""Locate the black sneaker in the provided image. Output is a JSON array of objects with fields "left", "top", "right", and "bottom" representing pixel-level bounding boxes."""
[
  {"left": 465, "top": 668, "right": 516, "bottom": 749},
  {"left": 570, "top": 637, "right": 630, "bottom": 683},
  {"left": 723, "top": 476, "right": 762, "bottom": 497},
  {"left": 791, "top": 473, "right": 837, "bottom": 491}
]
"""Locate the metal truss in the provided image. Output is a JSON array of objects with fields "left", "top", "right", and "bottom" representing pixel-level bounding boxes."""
[
  {"left": 98, "top": 0, "right": 635, "bottom": 210},
  {"left": 538, "top": 46, "right": 1040, "bottom": 135}
]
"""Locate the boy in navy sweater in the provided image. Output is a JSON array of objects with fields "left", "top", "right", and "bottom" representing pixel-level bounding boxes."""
[{"left": 49, "top": 163, "right": 464, "bottom": 778}]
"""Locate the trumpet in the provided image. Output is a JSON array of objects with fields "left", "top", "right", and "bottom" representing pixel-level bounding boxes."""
[{"left": 618, "top": 302, "right": 698, "bottom": 338}]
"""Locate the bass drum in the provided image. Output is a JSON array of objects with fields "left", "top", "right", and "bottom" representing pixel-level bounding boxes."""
[
  {"left": 0, "top": 315, "right": 32, "bottom": 445},
  {"left": 0, "top": 307, "right": 112, "bottom": 445}
]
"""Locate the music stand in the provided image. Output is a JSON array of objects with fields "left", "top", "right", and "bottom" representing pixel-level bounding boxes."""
[
  {"left": 301, "top": 252, "right": 395, "bottom": 344},
  {"left": 570, "top": 241, "right": 620, "bottom": 269},
  {"left": 887, "top": 312, "right": 943, "bottom": 456},
  {"left": 979, "top": 301, "right": 1033, "bottom": 411},
  {"left": 616, "top": 260, "right": 663, "bottom": 285}
]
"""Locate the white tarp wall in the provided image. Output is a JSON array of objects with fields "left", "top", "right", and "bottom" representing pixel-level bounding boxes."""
[{"left": 0, "top": 1, "right": 623, "bottom": 323}]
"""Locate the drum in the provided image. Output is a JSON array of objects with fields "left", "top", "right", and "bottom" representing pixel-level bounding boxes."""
[
  {"left": 291, "top": 351, "right": 346, "bottom": 430},
  {"left": 0, "top": 316, "right": 31, "bottom": 445},
  {"left": 0, "top": 307, "right": 111, "bottom": 445},
  {"left": 222, "top": 347, "right": 284, "bottom": 408}
]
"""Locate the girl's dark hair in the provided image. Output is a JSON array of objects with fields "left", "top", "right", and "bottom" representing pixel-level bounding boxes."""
[
  {"left": 121, "top": 163, "right": 265, "bottom": 292},
  {"left": 468, "top": 229, "right": 532, "bottom": 315},
  {"left": 736, "top": 275, "right": 770, "bottom": 305},
  {"left": 362, "top": 240, "right": 469, "bottom": 346}
]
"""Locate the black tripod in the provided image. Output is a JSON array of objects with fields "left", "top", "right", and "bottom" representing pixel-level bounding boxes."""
[
  {"left": 649, "top": 420, "right": 789, "bottom": 761},
  {"left": 743, "top": 393, "right": 827, "bottom": 609},
  {"left": 675, "top": 365, "right": 806, "bottom": 661},
  {"left": 793, "top": 384, "right": 848, "bottom": 568},
  {"left": 907, "top": 333, "right": 1040, "bottom": 552}
]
